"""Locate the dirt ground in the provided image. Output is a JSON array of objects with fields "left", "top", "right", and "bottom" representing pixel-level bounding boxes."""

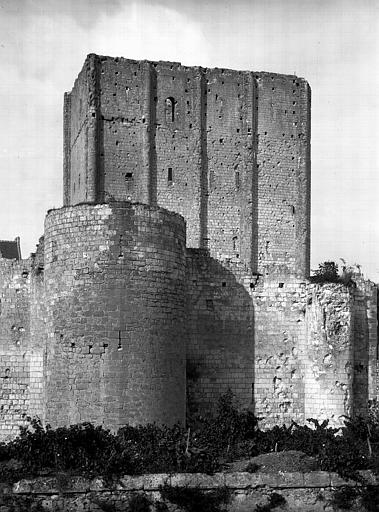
[{"left": 224, "top": 450, "right": 321, "bottom": 473}]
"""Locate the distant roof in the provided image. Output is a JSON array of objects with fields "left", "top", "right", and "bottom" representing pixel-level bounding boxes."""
[{"left": 0, "top": 238, "right": 21, "bottom": 260}]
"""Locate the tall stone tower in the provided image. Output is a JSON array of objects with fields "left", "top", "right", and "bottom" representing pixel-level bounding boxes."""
[{"left": 63, "top": 54, "right": 311, "bottom": 280}]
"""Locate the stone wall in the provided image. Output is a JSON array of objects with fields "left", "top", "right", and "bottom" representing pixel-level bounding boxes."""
[
  {"left": 63, "top": 58, "right": 91, "bottom": 205},
  {"left": 186, "top": 250, "right": 255, "bottom": 416},
  {"left": 0, "top": 252, "right": 46, "bottom": 440},
  {"left": 27, "top": 239, "right": 46, "bottom": 423},
  {"left": 253, "top": 279, "right": 308, "bottom": 426},
  {"left": 185, "top": 263, "right": 375, "bottom": 428},
  {"left": 304, "top": 284, "right": 353, "bottom": 423},
  {"left": 2, "top": 471, "right": 377, "bottom": 511},
  {"left": 0, "top": 53, "right": 377, "bottom": 440},
  {"left": 256, "top": 73, "right": 311, "bottom": 279},
  {"left": 63, "top": 55, "right": 311, "bottom": 278},
  {"left": 0, "top": 258, "right": 31, "bottom": 439},
  {"left": 43, "top": 202, "right": 187, "bottom": 430},
  {"left": 0, "top": 238, "right": 377, "bottom": 439},
  {"left": 351, "top": 277, "right": 378, "bottom": 414}
]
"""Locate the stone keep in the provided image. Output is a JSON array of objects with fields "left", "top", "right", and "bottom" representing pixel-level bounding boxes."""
[
  {"left": 0, "top": 54, "right": 377, "bottom": 440},
  {"left": 63, "top": 54, "right": 310, "bottom": 278}
]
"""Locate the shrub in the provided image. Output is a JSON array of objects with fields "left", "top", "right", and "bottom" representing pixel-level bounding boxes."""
[
  {"left": 330, "top": 486, "right": 359, "bottom": 510},
  {"left": 0, "top": 391, "right": 378, "bottom": 483},
  {"left": 360, "top": 485, "right": 379, "bottom": 512},
  {"left": 188, "top": 389, "right": 259, "bottom": 462},
  {"left": 255, "top": 493, "right": 286, "bottom": 512},
  {"left": 310, "top": 261, "right": 341, "bottom": 284},
  {"left": 8, "top": 419, "right": 126, "bottom": 476},
  {"left": 159, "top": 484, "right": 231, "bottom": 512},
  {"left": 127, "top": 494, "right": 152, "bottom": 512},
  {"left": 310, "top": 260, "right": 357, "bottom": 286}
]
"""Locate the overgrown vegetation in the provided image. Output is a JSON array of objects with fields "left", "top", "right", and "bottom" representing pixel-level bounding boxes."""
[
  {"left": 91, "top": 494, "right": 152, "bottom": 512},
  {"left": 255, "top": 493, "right": 286, "bottom": 512},
  {"left": 0, "top": 496, "right": 45, "bottom": 512},
  {"left": 159, "top": 484, "right": 231, "bottom": 512},
  {"left": 0, "top": 391, "right": 378, "bottom": 486},
  {"left": 330, "top": 484, "right": 379, "bottom": 512},
  {"left": 310, "top": 260, "right": 357, "bottom": 285}
]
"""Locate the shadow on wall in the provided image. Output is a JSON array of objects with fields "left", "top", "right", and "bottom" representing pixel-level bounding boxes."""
[
  {"left": 185, "top": 249, "right": 255, "bottom": 418},
  {"left": 351, "top": 283, "right": 377, "bottom": 416}
]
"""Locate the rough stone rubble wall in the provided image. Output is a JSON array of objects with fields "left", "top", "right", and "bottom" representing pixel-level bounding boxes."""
[
  {"left": 186, "top": 264, "right": 374, "bottom": 427},
  {"left": 253, "top": 280, "right": 377, "bottom": 427},
  {"left": 303, "top": 284, "right": 353, "bottom": 424},
  {"left": 351, "top": 277, "right": 378, "bottom": 413},
  {"left": 7, "top": 471, "right": 378, "bottom": 512}
]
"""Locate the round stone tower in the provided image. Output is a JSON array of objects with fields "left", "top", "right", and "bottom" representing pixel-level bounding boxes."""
[{"left": 44, "top": 202, "right": 186, "bottom": 430}]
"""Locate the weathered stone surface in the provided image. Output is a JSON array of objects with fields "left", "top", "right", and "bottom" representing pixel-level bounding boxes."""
[
  {"left": 44, "top": 202, "right": 187, "bottom": 430},
  {"left": 0, "top": 54, "right": 377, "bottom": 438},
  {"left": 4, "top": 472, "right": 379, "bottom": 511}
]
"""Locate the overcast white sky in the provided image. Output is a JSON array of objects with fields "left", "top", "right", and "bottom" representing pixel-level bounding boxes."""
[{"left": 0, "top": 0, "right": 378, "bottom": 279}]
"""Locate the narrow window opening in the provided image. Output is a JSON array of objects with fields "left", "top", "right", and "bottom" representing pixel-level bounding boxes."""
[
  {"left": 125, "top": 172, "right": 133, "bottom": 181},
  {"left": 206, "top": 299, "right": 214, "bottom": 311},
  {"left": 222, "top": 282, "right": 227, "bottom": 288},
  {"left": 51, "top": 240, "right": 58, "bottom": 262},
  {"left": 278, "top": 282, "right": 284, "bottom": 288},
  {"left": 167, "top": 167, "right": 173, "bottom": 185},
  {"left": 235, "top": 171, "right": 240, "bottom": 190},
  {"left": 118, "top": 331, "right": 123, "bottom": 351},
  {"left": 166, "top": 97, "right": 176, "bottom": 122},
  {"left": 118, "top": 235, "right": 123, "bottom": 258},
  {"left": 232, "top": 236, "right": 238, "bottom": 251}
]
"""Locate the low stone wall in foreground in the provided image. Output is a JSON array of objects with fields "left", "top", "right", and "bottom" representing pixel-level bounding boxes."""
[{"left": 0, "top": 471, "right": 377, "bottom": 511}]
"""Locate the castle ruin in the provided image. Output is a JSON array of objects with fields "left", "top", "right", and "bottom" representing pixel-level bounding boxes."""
[{"left": 0, "top": 54, "right": 377, "bottom": 439}]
